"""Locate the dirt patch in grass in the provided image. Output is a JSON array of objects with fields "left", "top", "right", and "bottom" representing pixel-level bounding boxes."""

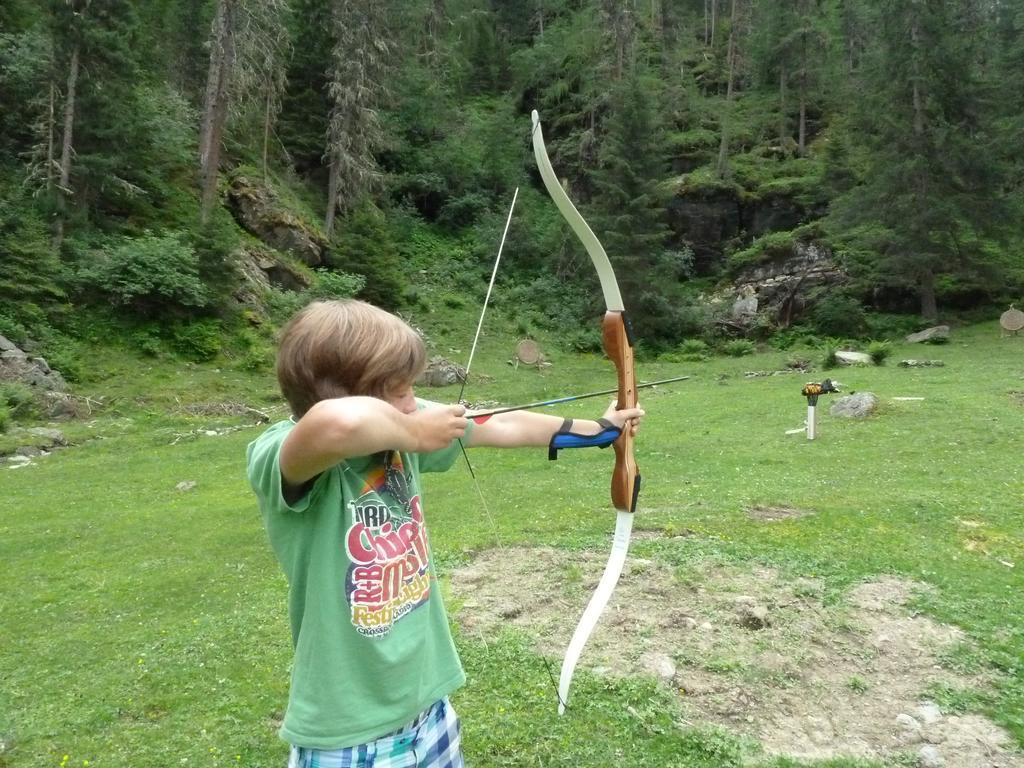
[
  {"left": 745, "top": 504, "right": 814, "bottom": 522},
  {"left": 451, "top": 547, "right": 1021, "bottom": 767}
]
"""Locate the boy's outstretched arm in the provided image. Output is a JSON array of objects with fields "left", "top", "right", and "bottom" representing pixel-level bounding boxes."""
[
  {"left": 280, "top": 398, "right": 468, "bottom": 485},
  {"left": 465, "top": 400, "right": 644, "bottom": 449}
]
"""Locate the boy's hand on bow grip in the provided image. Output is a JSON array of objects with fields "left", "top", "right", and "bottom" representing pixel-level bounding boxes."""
[
  {"left": 412, "top": 404, "right": 468, "bottom": 452},
  {"left": 602, "top": 400, "right": 645, "bottom": 438}
]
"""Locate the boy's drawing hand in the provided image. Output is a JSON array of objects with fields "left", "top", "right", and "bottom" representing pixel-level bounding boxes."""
[
  {"left": 411, "top": 404, "right": 468, "bottom": 452},
  {"left": 602, "top": 400, "right": 645, "bottom": 438}
]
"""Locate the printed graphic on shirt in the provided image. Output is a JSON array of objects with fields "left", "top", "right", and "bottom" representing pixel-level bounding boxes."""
[{"left": 345, "top": 452, "right": 432, "bottom": 637}]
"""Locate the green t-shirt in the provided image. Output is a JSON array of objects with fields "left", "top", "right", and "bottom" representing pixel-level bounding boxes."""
[{"left": 246, "top": 407, "right": 471, "bottom": 748}]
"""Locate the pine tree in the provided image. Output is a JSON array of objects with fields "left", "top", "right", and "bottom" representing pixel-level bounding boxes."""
[
  {"left": 590, "top": 69, "right": 682, "bottom": 346},
  {"left": 324, "top": 0, "right": 392, "bottom": 236},
  {"left": 829, "top": 0, "right": 1008, "bottom": 320}
]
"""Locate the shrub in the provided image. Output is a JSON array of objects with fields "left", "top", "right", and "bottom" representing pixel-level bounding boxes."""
[
  {"left": 308, "top": 268, "right": 366, "bottom": 300},
  {"left": 821, "top": 339, "right": 840, "bottom": 369},
  {"left": 723, "top": 339, "right": 756, "bottom": 357},
  {"left": 76, "top": 231, "right": 210, "bottom": 315},
  {"left": 811, "top": 292, "right": 867, "bottom": 338},
  {"left": 328, "top": 202, "right": 406, "bottom": 311},
  {"left": 681, "top": 339, "right": 710, "bottom": 355},
  {"left": 0, "top": 402, "right": 9, "bottom": 433},
  {"left": 866, "top": 340, "right": 892, "bottom": 365},
  {"left": 1, "top": 382, "right": 36, "bottom": 419},
  {"left": 171, "top": 319, "right": 222, "bottom": 362}
]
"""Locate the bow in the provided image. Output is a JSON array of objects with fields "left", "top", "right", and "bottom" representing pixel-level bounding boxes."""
[{"left": 530, "top": 110, "right": 640, "bottom": 715}]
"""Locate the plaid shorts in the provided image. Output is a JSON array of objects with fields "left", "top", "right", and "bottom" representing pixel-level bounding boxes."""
[{"left": 287, "top": 698, "right": 464, "bottom": 768}]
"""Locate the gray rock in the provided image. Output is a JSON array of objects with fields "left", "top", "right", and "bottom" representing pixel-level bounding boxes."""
[
  {"left": 906, "top": 326, "right": 950, "bottom": 344},
  {"left": 0, "top": 334, "right": 16, "bottom": 352},
  {"left": 417, "top": 357, "right": 466, "bottom": 387},
  {"left": 830, "top": 392, "right": 878, "bottom": 419},
  {"left": 917, "top": 745, "right": 944, "bottom": 768},
  {"left": 639, "top": 651, "right": 677, "bottom": 682},
  {"left": 27, "top": 427, "right": 67, "bottom": 446},
  {"left": 175, "top": 481, "right": 198, "bottom": 492},
  {"left": 836, "top": 350, "right": 872, "bottom": 365},
  {"left": 916, "top": 701, "right": 942, "bottom": 725},
  {"left": 898, "top": 359, "right": 945, "bottom": 368},
  {"left": 736, "top": 603, "right": 769, "bottom": 629}
]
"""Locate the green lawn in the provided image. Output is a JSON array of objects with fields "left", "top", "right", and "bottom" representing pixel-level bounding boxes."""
[{"left": 1, "top": 322, "right": 1021, "bottom": 767}]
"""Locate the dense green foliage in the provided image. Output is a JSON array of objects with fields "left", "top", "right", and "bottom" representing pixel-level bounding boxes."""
[{"left": 0, "top": 0, "right": 1022, "bottom": 361}]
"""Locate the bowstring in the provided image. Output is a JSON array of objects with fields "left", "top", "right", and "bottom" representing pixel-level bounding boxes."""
[{"left": 457, "top": 187, "right": 519, "bottom": 549}]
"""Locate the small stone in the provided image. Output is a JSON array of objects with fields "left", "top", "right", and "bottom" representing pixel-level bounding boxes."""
[
  {"left": 918, "top": 744, "right": 944, "bottom": 768},
  {"left": 895, "top": 713, "right": 923, "bottom": 745},
  {"left": 916, "top": 702, "right": 942, "bottom": 725},
  {"left": 897, "top": 713, "right": 921, "bottom": 729},
  {"left": 736, "top": 604, "right": 769, "bottom": 629},
  {"left": 175, "top": 481, "right": 198, "bottom": 492},
  {"left": 496, "top": 602, "right": 521, "bottom": 619},
  {"left": 640, "top": 651, "right": 677, "bottom": 682}
]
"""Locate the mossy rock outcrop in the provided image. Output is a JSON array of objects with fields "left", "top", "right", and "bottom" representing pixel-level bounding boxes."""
[{"left": 227, "top": 175, "right": 328, "bottom": 266}]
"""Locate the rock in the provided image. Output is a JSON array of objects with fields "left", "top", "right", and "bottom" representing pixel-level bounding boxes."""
[
  {"left": 0, "top": 334, "right": 17, "bottom": 352},
  {"left": 916, "top": 701, "right": 942, "bottom": 725},
  {"left": 639, "top": 651, "right": 677, "bottom": 682},
  {"left": 227, "top": 176, "right": 328, "bottom": 266},
  {"left": 27, "top": 427, "right": 67, "bottom": 446},
  {"left": 896, "top": 713, "right": 924, "bottom": 745},
  {"left": 830, "top": 392, "right": 878, "bottom": 418},
  {"left": 836, "top": 350, "right": 872, "bottom": 365},
  {"left": 175, "top": 481, "right": 197, "bottom": 492},
  {"left": 417, "top": 357, "right": 466, "bottom": 388},
  {"left": 897, "top": 713, "right": 922, "bottom": 729},
  {"left": 898, "top": 359, "right": 945, "bottom": 368},
  {"left": 736, "top": 603, "right": 769, "bottom": 629},
  {"left": 725, "top": 242, "right": 846, "bottom": 328},
  {"left": 917, "top": 745, "right": 944, "bottom": 767},
  {"left": 40, "top": 391, "right": 85, "bottom": 420},
  {"left": 496, "top": 602, "right": 522, "bottom": 620},
  {"left": 0, "top": 340, "right": 68, "bottom": 392},
  {"left": 906, "top": 326, "right": 950, "bottom": 344},
  {"left": 732, "top": 288, "right": 758, "bottom": 320}
]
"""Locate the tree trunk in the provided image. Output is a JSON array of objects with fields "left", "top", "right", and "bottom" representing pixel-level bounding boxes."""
[
  {"left": 199, "top": 0, "right": 236, "bottom": 224},
  {"left": 47, "top": 81, "right": 56, "bottom": 192},
  {"left": 798, "top": 26, "right": 807, "bottom": 155},
  {"left": 262, "top": 88, "right": 272, "bottom": 181},
  {"left": 710, "top": 0, "right": 717, "bottom": 45},
  {"left": 919, "top": 268, "right": 937, "bottom": 321},
  {"left": 778, "top": 66, "right": 787, "bottom": 147},
  {"left": 716, "top": 0, "right": 737, "bottom": 178},
  {"left": 325, "top": 147, "right": 339, "bottom": 238},
  {"left": 53, "top": 43, "right": 80, "bottom": 250}
]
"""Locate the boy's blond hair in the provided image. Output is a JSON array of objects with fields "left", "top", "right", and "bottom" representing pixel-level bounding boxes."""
[{"left": 276, "top": 300, "right": 426, "bottom": 417}]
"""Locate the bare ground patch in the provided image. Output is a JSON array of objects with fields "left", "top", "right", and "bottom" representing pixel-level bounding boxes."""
[
  {"left": 451, "top": 548, "right": 1021, "bottom": 767},
  {"left": 745, "top": 504, "right": 815, "bottom": 522}
]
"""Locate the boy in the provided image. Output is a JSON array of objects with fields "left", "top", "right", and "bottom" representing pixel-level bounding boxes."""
[{"left": 247, "top": 299, "right": 643, "bottom": 767}]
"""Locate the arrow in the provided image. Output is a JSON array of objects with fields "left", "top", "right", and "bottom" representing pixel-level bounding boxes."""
[{"left": 467, "top": 374, "right": 690, "bottom": 421}]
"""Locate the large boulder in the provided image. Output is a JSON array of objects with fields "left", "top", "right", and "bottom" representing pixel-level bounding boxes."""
[
  {"left": 0, "top": 335, "right": 67, "bottom": 392},
  {"left": 905, "top": 325, "right": 950, "bottom": 344},
  {"left": 830, "top": 392, "right": 879, "bottom": 419},
  {"left": 227, "top": 175, "right": 328, "bottom": 266}
]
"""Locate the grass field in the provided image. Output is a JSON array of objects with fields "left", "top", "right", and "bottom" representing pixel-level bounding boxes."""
[{"left": 1, "top": 320, "right": 1022, "bottom": 767}]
